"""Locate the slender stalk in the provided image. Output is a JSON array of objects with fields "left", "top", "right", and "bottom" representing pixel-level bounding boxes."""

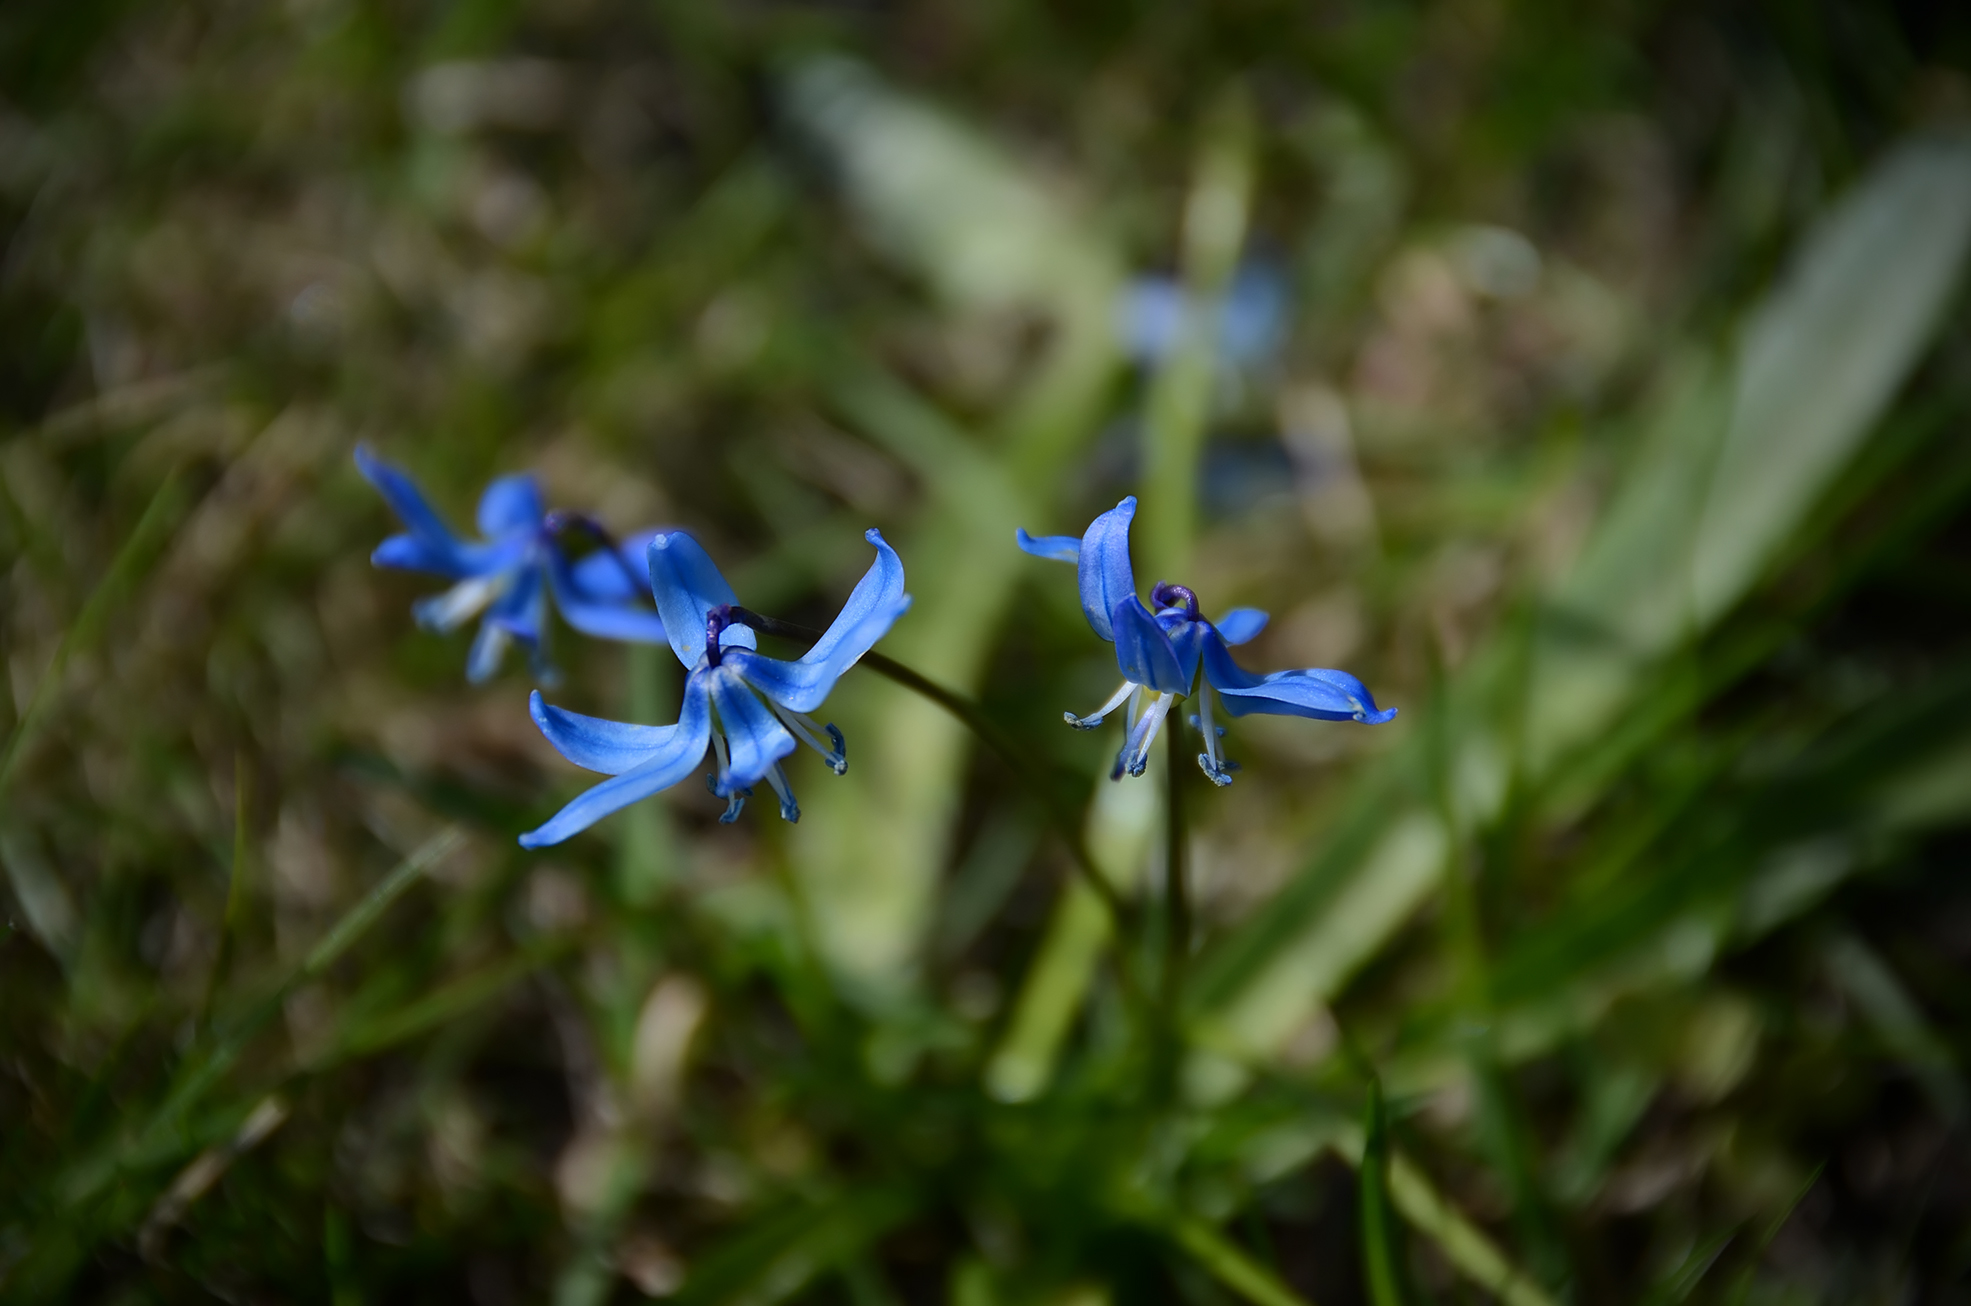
[
  {"left": 729, "top": 608, "right": 1131, "bottom": 928},
  {"left": 1163, "top": 712, "right": 1190, "bottom": 1014}
]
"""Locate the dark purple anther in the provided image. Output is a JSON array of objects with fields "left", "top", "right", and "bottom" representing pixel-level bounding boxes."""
[
  {"left": 704, "top": 604, "right": 732, "bottom": 666},
  {"left": 1151, "top": 581, "right": 1201, "bottom": 618}
]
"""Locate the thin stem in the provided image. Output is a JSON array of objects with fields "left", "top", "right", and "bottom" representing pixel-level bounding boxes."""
[
  {"left": 1164, "top": 710, "right": 1189, "bottom": 1013},
  {"left": 727, "top": 608, "right": 1134, "bottom": 935}
]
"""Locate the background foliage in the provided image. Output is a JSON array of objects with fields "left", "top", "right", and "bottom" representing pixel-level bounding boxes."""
[{"left": 5, "top": 0, "right": 1971, "bottom": 1301}]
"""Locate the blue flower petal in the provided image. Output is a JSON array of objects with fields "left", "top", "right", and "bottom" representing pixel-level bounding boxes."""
[
  {"left": 519, "top": 673, "right": 714, "bottom": 847},
  {"left": 647, "top": 532, "right": 756, "bottom": 667},
  {"left": 1118, "top": 276, "right": 1186, "bottom": 362},
  {"left": 466, "top": 620, "right": 510, "bottom": 683},
  {"left": 355, "top": 446, "right": 455, "bottom": 542},
  {"left": 530, "top": 685, "right": 709, "bottom": 775},
  {"left": 706, "top": 667, "right": 796, "bottom": 790},
  {"left": 555, "top": 592, "right": 673, "bottom": 643},
  {"left": 1078, "top": 496, "right": 1139, "bottom": 644},
  {"left": 1202, "top": 633, "right": 1396, "bottom": 723},
  {"left": 567, "top": 529, "right": 662, "bottom": 603},
  {"left": 547, "top": 548, "right": 670, "bottom": 643},
  {"left": 1213, "top": 607, "right": 1269, "bottom": 646},
  {"left": 477, "top": 473, "right": 545, "bottom": 537},
  {"left": 486, "top": 566, "right": 545, "bottom": 645},
  {"left": 359, "top": 444, "right": 530, "bottom": 579},
  {"left": 1112, "top": 595, "right": 1188, "bottom": 693},
  {"left": 722, "top": 529, "right": 910, "bottom": 713},
  {"left": 1016, "top": 529, "right": 1081, "bottom": 563},
  {"left": 1163, "top": 617, "right": 1209, "bottom": 687},
  {"left": 372, "top": 533, "right": 476, "bottom": 578}
]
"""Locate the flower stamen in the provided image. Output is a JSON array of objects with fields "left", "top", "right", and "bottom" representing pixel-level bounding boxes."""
[
  {"left": 707, "top": 730, "right": 749, "bottom": 821},
  {"left": 769, "top": 701, "right": 848, "bottom": 774},
  {"left": 1193, "top": 683, "right": 1234, "bottom": 786},
  {"left": 1065, "top": 680, "right": 1136, "bottom": 730},
  {"left": 1112, "top": 691, "right": 1177, "bottom": 780},
  {"left": 762, "top": 763, "right": 801, "bottom": 823}
]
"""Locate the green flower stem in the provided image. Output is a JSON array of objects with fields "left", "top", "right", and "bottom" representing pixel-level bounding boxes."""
[
  {"left": 1163, "top": 709, "right": 1190, "bottom": 1064},
  {"left": 732, "top": 610, "right": 1129, "bottom": 923}
]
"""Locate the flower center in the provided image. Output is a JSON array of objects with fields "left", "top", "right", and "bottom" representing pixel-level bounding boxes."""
[{"left": 1150, "top": 581, "right": 1201, "bottom": 619}]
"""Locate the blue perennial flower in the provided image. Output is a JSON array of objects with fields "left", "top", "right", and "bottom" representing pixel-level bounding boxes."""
[
  {"left": 1116, "top": 261, "right": 1289, "bottom": 372},
  {"left": 518, "top": 528, "right": 910, "bottom": 846},
  {"left": 1018, "top": 495, "right": 1395, "bottom": 785},
  {"left": 356, "top": 446, "right": 669, "bottom": 682}
]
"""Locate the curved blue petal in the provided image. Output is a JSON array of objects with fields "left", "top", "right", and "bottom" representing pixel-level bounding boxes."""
[
  {"left": 1213, "top": 607, "right": 1269, "bottom": 646},
  {"left": 356, "top": 446, "right": 455, "bottom": 542},
  {"left": 1078, "top": 497, "right": 1139, "bottom": 643},
  {"left": 794, "top": 528, "right": 908, "bottom": 669},
  {"left": 1113, "top": 595, "right": 1188, "bottom": 693},
  {"left": 707, "top": 667, "right": 795, "bottom": 790},
  {"left": 530, "top": 685, "right": 708, "bottom": 775},
  {"left": 567, "top": 529, "right": 662, "bottom": 603},
  {"left": 1161, "top": 614, "right": 1208, "bottom": 687},
  {"left": 1118, "top": 276, "right": 1187, "bottom": 363},
  {"left": 486, "top": 566, "right": 545, "bottom": 645},
  {"left": 1219, "top": 262, "right": 1289, "bottom": 368},
  {"left": 547, "top": 549, "right": 670, "bottom": 643},
  {"left": 1201, "top": 633, "right": 1396, "bottom": 723},
  {"left": 648, "top": 532, "right": 756, "bottom": 668},
  {"left": 1016, "top": 529, "right": 1081, "bottom": 563},
  {"left": 477, "top": 473, "right": 544, "bottom": 537},
  {"left": 519, "top": 674, "right": 714, "bottom": 847},
  {"left": 372, "top": 533, "right": 476, "bottom": 578},
  {"left": 466, "top": 624, "right": 508, "bottom": 683},
  {"left": 556, "top": 592, "right": 673, "bottom": 643},
  {"left": 720, "top": 529, "right": 910, "bottom": 713}
]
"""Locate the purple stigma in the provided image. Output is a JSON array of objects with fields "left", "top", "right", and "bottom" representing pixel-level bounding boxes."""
[
  {"left": 1151, "top": 581, "right": 1201, "bottom": 618},
  {"left": 705, "top": 604, "right": 732, "bottom": 666}
]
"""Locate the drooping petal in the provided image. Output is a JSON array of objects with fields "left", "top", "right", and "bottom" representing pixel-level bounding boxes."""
[
  {"left": 727, "top": 530, "right": 910, "bottom": 713},
  {"left": 1155, "top": 608, "right": 1209, "bottom": 686},
  {"left": 1015, "top": 529, "right": 1081, "bottom": 563},
  {"left": 530, "top": 681, "right": 710, "bottom": 776},
  {"left": 518, "top": 673, "right": 714, "bottom": 848},
  {"left": 485, "top": 565, "right": 545, "bottom": 645},
  {"left": 647, "top": 532, "right": 756, "bottom": 668},
  {"left": 465, "top": 620, "right": 510, "bottom": 683},
  {"left": 1117, "top": 276, "right": 1187, "bottom": 363},
  {"left": 1213, "top": 607, "right": 1269, "bottom": 646},
  {"left": 555, "top": 591, "right": 673, "bottom": 643},
  {"left": 800, "top": 529, "right": 908, "bottom": 670},
  {"left": 1201, "top": 632, "right": 1397, "bottom": 723},
  {"left": 355, "top": 446, "right": 458, "bottom": 547},
  {"left": 1111, "top": 595, "right": 1188, "bottom": 694},
  {"left": 415, "top": 574, "right": 506, "bottom": 633},
  {"left": 372, "top": 532, "right": 475, "bottom": 577},
  {"left": 1077, "top": 496, "right": 1139, "bottom": 643},
  {"left": 706, "top": 667, "right": 795, "bottom": 790},
  {"left": 547, "top": 548, "right": 670, "bottom": 643},
  {"left": 567, "top": 529, "right": 662, "bottom": 603},
  {"left": 477, "top": 472, "right": 545, "bottom": 537}
]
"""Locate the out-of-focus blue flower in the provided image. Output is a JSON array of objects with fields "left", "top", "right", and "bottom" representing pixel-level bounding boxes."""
[
  {"left": 356, "top": 446, "right": 669, "bottom": 683},
  {"left": 1018, "top": 496, "right": 1394, "bottom": 784},
  {"left": 1116, "top": 262, "right": 1289, "bottom": 371},
  {"left": 519, "top": 529, "right": 910, "bottom": 845}
]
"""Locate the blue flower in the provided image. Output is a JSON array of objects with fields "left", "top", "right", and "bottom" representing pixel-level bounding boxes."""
[
  {"left": 356, "top": 446, "right": 670, "bottom": 682},
  {"left": 1116, "top": 261, "right": 1290, "bottom": 371},
  {"left": 1018, "top": 495, "right": 1395, "bottom": 785},
  {"left": 519, "top": 528, "right": 910, "bottom": 846}
]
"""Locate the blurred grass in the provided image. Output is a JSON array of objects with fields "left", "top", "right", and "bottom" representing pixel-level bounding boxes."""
[{"left": 5, "top": 1, "right": 1971, "bottom": 1303}]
